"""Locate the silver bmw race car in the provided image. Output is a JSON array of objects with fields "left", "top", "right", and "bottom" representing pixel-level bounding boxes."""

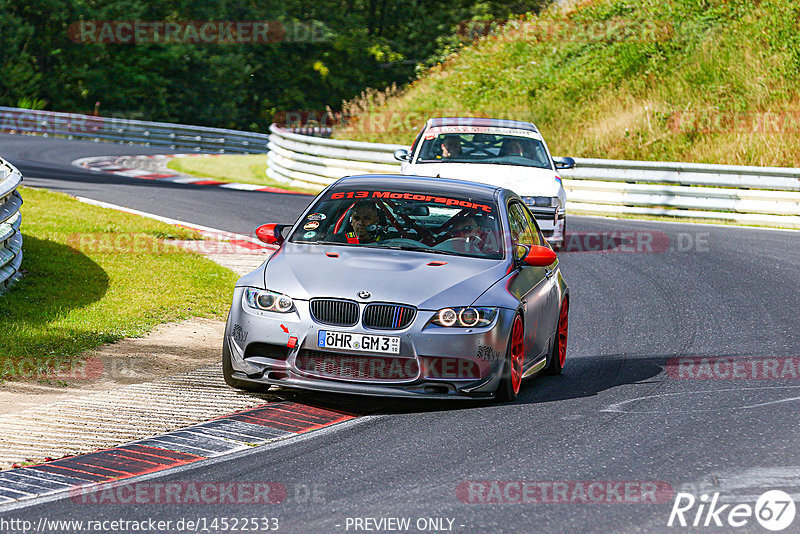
[{"left": 223, "top": 174, "right": 569, "bottom": 400}]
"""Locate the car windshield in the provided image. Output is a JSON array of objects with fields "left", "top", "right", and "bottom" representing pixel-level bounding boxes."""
[
  {"left": 289, "top": 188, "right": 504, "bottom": 259},
  {"left": 416, "top": 128, "right": 552, "bottom": 169}
]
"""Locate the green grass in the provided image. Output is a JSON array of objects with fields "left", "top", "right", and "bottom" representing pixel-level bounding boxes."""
[
  {"left": 335, "top": 0, "right": 800, "bottom": 167},
  {"left": 166, "top": 154, "right": 319, "bottom": 194},
  {"left": 0, "top": 186, "right": 238, "bottom": 380}
]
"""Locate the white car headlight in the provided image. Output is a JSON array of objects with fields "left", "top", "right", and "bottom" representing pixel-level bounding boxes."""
[
  {"left": 523, "top": 196, "right": 559, "bottom": 208},
  {"left": 244, "top": 288, "right": 294, "bottom": 313},
  {"left": 429, "top": 307, "right": 497, "bottom": 328}
]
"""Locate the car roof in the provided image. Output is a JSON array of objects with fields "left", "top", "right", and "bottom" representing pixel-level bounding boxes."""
[
  {"left": 426, "top": 117, "right": 540, "bottom": 133},
  {"left": 332, "top": 174, "right": 506, "bottom": 201}
]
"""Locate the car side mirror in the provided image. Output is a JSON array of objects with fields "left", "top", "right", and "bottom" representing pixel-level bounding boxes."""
[
  {"left": 553, "top": 156, "right": 575, "bottom": 169},
  {"left": 394, "top": 148, "right": 412, "bottom": 162},
  {"left": 255, "top": 223, "right": 289, "bottom": 245},
  {"left": 522, "top": 245, "right": 557, "bottom": 266}
]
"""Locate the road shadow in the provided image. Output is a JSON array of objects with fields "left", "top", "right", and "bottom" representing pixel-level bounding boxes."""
[{"left": 270, "top": 352, "right": 666, "bottom": 416}]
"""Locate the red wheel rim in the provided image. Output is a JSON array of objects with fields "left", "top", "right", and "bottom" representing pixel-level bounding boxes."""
[
  {"left": 558, "top": 300, "right": 569, "bottom": 367},
  {"left": 510, "top": 315, "right": 524, "bottom": 393}
]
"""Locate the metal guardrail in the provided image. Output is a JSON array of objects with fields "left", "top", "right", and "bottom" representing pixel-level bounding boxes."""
[
  {"left": 0, "top": 106, "right": 269, "bottom": 154},
  {"left": 266, "top": 124, "right": 406, "bottom": 188},
  {"left": 3, "top": 107, "right": 797, "bottom": 228},
  {"left": 562, "top": 162, "right": 800, "bottom": 227},
  {"left": 267, "top": 125, "right": 800, "bottom": 228},
  {"left": 0, "top": 157, "right": 23, "bottom": 292}
]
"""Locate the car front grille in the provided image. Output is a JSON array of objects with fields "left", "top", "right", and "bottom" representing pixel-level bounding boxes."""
[
  {"left": 363, "top": 304, "right": 416, "bottom": 330},
  {"left": 310, "top": 299, "right": 359, "bottom": 326},
  {"left": 296, "top": 350, "right": 418, "bottom": 381}
]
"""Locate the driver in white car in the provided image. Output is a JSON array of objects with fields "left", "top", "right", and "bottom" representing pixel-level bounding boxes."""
[
  {"left": 441, "top": 136, "right": 462, "bottom": 158},
  {"left": 500, "top": 138, "right": 525, "bottom": 157}
]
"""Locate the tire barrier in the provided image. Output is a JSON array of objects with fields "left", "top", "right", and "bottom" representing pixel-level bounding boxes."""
[{"left": 0, "top": 157, "right": 23, "bottom": 292}]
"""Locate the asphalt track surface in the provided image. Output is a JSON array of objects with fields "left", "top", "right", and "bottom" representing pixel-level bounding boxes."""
[{"left": 2, "top": 134, "right": 800, "bottom": 533}]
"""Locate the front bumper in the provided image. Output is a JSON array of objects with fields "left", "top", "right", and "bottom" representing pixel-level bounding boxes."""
[
  {"left": 225, "top": 288, "right": 516, "bottom": 399},
  {"left": 529, "top": 207, "right": 566, "bottom": 245}
]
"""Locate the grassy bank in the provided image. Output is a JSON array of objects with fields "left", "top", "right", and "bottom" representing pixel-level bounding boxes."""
[
  {"left": 335, "top": 0, "right": 800, "bottom": 167},
  {"left": 166, "top": 154, "right": 319, "bottom": 194},
  {"left": 0, "top": 187, "right": 237, "bottom": 380}
]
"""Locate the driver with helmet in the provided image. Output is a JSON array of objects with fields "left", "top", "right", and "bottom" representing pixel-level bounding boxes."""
[{"left": 345, "top": 200, "right": 382, "bottom": 244}]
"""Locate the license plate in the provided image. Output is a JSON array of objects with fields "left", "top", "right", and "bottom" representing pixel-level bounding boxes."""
[{"left": 317, "top": 330, "right": 400, "bottom": 354}]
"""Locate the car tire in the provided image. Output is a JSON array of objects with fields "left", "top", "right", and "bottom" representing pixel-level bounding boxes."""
[
  {"left": 544, "top": 297, "right": 569, "bottom": 375},
  {"left": 496, "top": 313, "right": 525, "bottom": 402},
  {"left": 222, "top": 338, "right": 265, "bottom": 392}
]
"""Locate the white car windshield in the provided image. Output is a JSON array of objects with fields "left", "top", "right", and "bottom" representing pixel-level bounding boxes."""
[
  {"left": 289, "top": 189, "right": 504, "bottom": 260},
  {"left": 416, "top": 132, "right": 552, "bottom": 169}
]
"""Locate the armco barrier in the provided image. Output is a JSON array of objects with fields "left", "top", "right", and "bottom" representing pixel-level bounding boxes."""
[
  {"left": 0, "top": 157, "right": 23, "bottom": 292},
  {"left": 3, "top": 107, "right": 797, "bottom": 228},
  {"left": 266, "top": 124, "right": 406, "bottom": 189},
  {"left": 0, "top": 106, "right": 269, "bottom": 154},
  {"left": 267, "top": 126, "right": 800, "bottom": 228},
  {"left": 562, "top": 159, "right": 800, "bottom": 228}
]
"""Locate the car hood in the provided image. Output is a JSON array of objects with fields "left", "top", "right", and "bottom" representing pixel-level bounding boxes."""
[
  {"left": 404, "top": 162, "right": 561, "bottom": 197},
  {"left": 262, "top": 243, "right": 510, "bottom": 309}
]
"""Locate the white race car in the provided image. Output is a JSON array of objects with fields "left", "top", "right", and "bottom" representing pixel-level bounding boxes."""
[{"left": 395, "top": 117, "right": 574, "bottom": 249}]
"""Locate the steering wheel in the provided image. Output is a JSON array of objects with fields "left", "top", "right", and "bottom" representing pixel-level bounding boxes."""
[
  {"left": 463, "top": 234, "right": 485, "bottom": 250},
  {"left": 434, "top": 237, "right": 484, "bottom": 255}
]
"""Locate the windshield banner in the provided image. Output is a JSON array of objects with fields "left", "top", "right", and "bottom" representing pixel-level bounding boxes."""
[
  {"left": 329, "top": 190, "right": 493, "bottom": 213},
  {"left": 425, "top": 126, "right": 543, "bottom": 140}
]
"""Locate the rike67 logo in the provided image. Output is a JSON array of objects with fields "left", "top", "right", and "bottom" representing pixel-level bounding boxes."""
[{"left": 668, "top": 490, "right": 796, "bottom": 530}]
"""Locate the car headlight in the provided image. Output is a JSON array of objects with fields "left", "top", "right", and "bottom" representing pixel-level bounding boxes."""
[
  {"left": 428, "top": 307, "right": 497, "bottom": 328},
  {"left": 244, "top": 288, "right": 294, "bottom": 312},
  {"left": 523, "top": 196, "right": 559, "bottom": 208}
]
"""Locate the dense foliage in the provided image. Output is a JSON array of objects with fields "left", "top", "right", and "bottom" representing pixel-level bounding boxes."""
[{"left": 0, "top": 0, "right": 547, "bottom": 131}]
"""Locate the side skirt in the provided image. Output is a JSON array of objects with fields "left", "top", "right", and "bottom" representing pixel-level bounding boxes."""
[{"left": 522, "top": 355, "right": 548, "bottom": 378}]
